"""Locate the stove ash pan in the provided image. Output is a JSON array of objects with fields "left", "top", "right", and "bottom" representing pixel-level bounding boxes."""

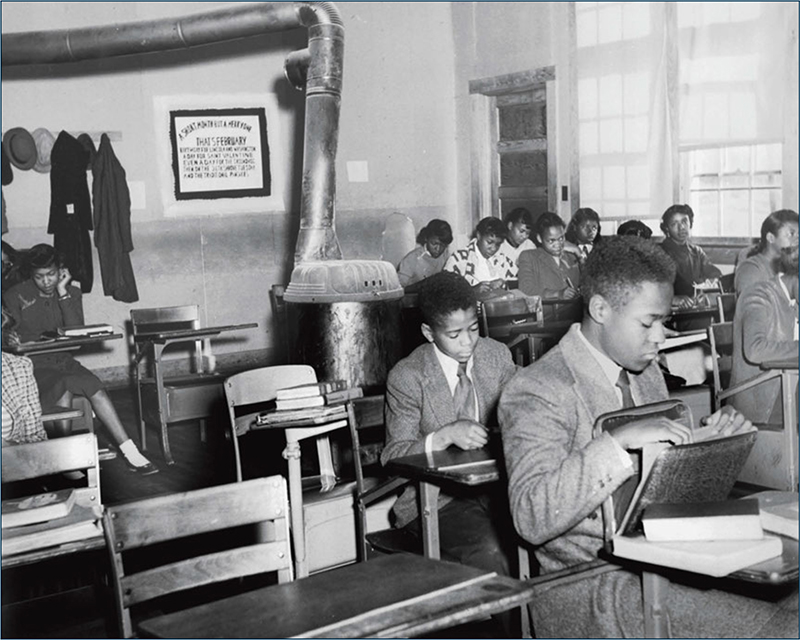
[{"left": 283, "top": 260, "right": 404, "bottom": 303}]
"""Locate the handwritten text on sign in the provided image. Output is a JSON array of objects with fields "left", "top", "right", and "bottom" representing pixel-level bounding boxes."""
[{"left": 170, "top": 108, "right": 270, "bottom": 200}]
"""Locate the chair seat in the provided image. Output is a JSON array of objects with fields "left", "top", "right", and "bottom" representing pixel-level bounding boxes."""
[
  {"left": 366, "top": 528, "right": 422, "bottom": 556},
  {"left": 139, "top": 373, "right": 224, "bottom": 388}
]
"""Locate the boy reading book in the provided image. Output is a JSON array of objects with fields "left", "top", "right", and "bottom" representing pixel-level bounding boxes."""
[{"left": 499, "top": 237, "right": 797, "bottom": 637}]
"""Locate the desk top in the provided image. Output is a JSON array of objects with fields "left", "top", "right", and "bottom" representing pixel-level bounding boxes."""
[
  {"left": 134, "top": 322, "right": 258, "bottom": 343},
  {"left": 9, "top": 333, "right": 123, "bottom": 356},
  {"left": 762, "top": 357, "right": 799, "bottom": 371},
  {"left": 506, "top": 319, "right": 574, "bottom": 337},
  {"left": 137, "top": 553, "right": 534, "bottom": 639},
  {"left": 386, "top": 447, "right": 500, "bottom": 486}
]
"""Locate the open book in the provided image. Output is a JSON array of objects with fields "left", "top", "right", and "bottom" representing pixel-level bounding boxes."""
[{"left": 595, "top": 399, "right": 782, "bottom": 577}]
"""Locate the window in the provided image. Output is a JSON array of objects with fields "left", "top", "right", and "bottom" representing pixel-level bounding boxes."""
[
  {"left": 573, "top": 2, "right": 794, "bottom": 238},
  {"left": 680, "top": 143, "right": 783, "bottom": 237}
]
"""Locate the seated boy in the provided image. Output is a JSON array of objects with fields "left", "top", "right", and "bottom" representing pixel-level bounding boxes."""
[
  {"left": 381, "top": 271, "right": 518, "bottom": 579},
  {"left": 444, "top": 216, "right": 516, "bottom": 296},
  {"left": 496, "top": 207, "right": 535, "bottom": 274},
  {"left": 499, "top": 237, "right": 796, "bottom": 637},
  {"left": 517, "top": 211, "right": 580, "bottom": 300},
  {"left": 659, "top": 204, "right": 721, "bottom": 302}
]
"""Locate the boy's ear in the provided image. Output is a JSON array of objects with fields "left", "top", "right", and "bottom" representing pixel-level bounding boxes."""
[
  {"left": 421, "top": 322, "right": 434, "bottom": 343},
  {"left": 587, "top": 293, "right": 611, "bottom": 325}
]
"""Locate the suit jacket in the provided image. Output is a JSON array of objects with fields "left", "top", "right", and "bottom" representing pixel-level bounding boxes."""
[
  {"left": 517, "top": 247, "right": 580, "bottom": 298},
  {"left": 498, "top": 324, "right": 667, "bottom": 636},
  {"left": 381, "top": 337, "right": 517, "bottom": 528},
  {"left": 731, "top": 277, "right": 798, "bottom": 423}
]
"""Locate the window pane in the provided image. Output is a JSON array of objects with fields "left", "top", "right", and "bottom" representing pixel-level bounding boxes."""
[
  {"left": 578, "top": 78, "right": 598, "bottom": 120},
  {"left": 600, "top": 118, "right": 623, "bottom": 153},
  {"left": 622, "top": 2, "right": 650, "bottom": 40},
  {"left": 691, "top": 191, "right": 720, "bottom": 236},
  {"left": 581, "top": 167, "right": 603, "bottom": 200},
  {"left": 599, "top": 74, "right": 623, "bottom": 117},
  {"left": 721, "top": 190, "right": 750, "bottom": 236},
  {"left": 580, "top": 122, "right": 599, "bottom": 156},
  {"left": 576, "top": 5, "right": 598, "bottom": 48},
  {"left": 597, "top": 4, "right": 623, "bottom": 44},
  {"left": 694, "top": 148, "right": 721, "bottom": 175},
  {"left": 723, "top": 146, "right": 751, "bottom": 174},
  {"left": 603, "top": 166, "right": 626, "bottom": 200},
  {"left": 499, "top": 151, "right": 547, "bottom": 187},
  {"left": 498, "top": 103, "right": 545, "bottom": 141},
  {"left": 755, "top": 144, "right": 782, "bottom": 171},
  {"left": 720, "top": 174, "right": 749, "bottom": 189},
  {"left": 752, "top": 172, "right": 781, "bottom": 188}
]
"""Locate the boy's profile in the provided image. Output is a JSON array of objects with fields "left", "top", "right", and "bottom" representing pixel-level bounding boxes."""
[{"left": 499, "top": 236, "right": 794, "bottom": 638}]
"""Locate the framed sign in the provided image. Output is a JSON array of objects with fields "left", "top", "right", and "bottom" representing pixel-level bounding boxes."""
[{"left": 169, "top": 107, "right": 271, "bottom": 200}]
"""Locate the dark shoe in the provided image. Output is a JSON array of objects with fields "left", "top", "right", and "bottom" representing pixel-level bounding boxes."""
[{"left": 125, "top": 459, "right": 160, "bottom": 476}]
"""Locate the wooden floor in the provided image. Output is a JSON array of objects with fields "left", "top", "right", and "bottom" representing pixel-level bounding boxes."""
[{"left": 2, "top": 386, "right": 507, "bottom": 639}]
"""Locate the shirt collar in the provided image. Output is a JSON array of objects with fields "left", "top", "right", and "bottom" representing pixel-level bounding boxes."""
[
  {"left": 432, "top": 342, "right": 474, "bottom": 393},
  {"left": 575, "top": 325, "right": 622, "bottom": 390}
]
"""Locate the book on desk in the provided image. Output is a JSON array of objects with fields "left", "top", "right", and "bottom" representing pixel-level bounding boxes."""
[
  {"left": 595, "top": 399, "right": 782, "bottom": 577},
  {"left": 2, "top": 489, "right": 76, "bottom": 529},
  {"left": 58, "top": 324, "right": 115, "bottom": 338}
]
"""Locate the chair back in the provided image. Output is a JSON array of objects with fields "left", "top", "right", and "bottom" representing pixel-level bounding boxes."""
[
  {"left": 131, "top": 304, "right": 204, "bottom": 373},
  {"left": 716, "top": 293, "right": 737, "bottom": 323},
  {"left": 381, "top": 212, "right": 416, "bottom": 268},
  {"left": 708, "top": 321, "right": 734, "bottom": 411},
  {"left": 104, "top": 477, "right": 292, "bottom": 638},
  {"left": 224, "top": 365, "right": 318, "bottom": 481},
  {"left": 2, "top": 433, "right": 100, "bottom": 504}
]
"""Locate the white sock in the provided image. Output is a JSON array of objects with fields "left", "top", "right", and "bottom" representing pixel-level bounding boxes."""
[{"left": 119, "top": 439, "right": 151, "bottom": 467}]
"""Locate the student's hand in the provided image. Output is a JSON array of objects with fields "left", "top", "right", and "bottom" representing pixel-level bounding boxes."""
[
  {"left": 610, "top": 416, "right": 693, "bottom": 450},
  {"left": 435, "top": 421, "right": 489, "bottom": 451},
  {"left": 560, "top": 286, "right": 580, "bottom": 300},
  {"left": 487, "top": 278, "right": 505, "bottom": 290},
  {"left": 700, "top": 406, "right": 754, "bottom": 438},
  {"left": 672, "top": 295, "right": 694, "bottom": 310},
  {"left": 475, "top": 282, "right": 493, "bottom": 295},
  {"left": 56, "top": 268, "right": 72, "bottom": 296}
]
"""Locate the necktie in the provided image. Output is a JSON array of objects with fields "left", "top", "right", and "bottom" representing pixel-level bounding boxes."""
[
  {"left": 616, "top": 370, "right": 635, "bottom": 409},
  {"left": 453, "top": 362, "right": 476, "bottom": 420}
]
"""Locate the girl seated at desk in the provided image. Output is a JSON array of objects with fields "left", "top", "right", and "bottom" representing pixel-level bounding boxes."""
[
  {"left": 444, "top": 216, "right": 516, "bottom": 296},
  {"left": 3, "top": 244, "right": 157, "bottom": 474},
  {"left": 397, "top": 219, "right": 452, "bottom": 292}
]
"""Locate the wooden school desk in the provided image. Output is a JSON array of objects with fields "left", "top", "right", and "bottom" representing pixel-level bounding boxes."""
[
  {"left": 9, "top": 333, "right": 123, "bottom": 356},
  {"left": 385, "top": 447, "right": 500, "bottom": 559},
  {"left": 622, "top": 528, "right": 799, "bottom": 638},
  {"left": 137, "top": 553, "right": 536, "bottom": 639}
]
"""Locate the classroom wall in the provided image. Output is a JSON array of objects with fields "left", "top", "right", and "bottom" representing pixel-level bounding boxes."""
[{"left": 1, "top": 1, "right": 460, "bottom": 383}]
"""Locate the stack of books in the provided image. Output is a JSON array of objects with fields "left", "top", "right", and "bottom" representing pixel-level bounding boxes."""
[
  {"left": 274, "top": 380, "right": 363, "bottom": 411},
  {"left": 254, "top": 381, "right": 364, "bottom": 428},
  {"left": 58, "top": 324, "right": 115, "bottom": 337}
]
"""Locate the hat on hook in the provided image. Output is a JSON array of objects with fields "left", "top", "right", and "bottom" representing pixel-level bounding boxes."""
[
  {"left": 2, "top": 128, "right": 37, "bottom": 171},
  {"left": 32, "top": 128, "right": 57, "bottom": 173}
]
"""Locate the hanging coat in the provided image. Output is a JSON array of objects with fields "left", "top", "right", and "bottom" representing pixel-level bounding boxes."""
[
  {"left": 91, "top": 134, "right": 139, "bottom": 303},
  {"left": 49, "top": 131, "right": 93, "bottom": 293}
]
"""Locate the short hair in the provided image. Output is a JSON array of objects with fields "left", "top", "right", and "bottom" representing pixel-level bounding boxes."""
[
  {"left": 617, "top": 220, "right": 653, "bottom": 239},
  {"left": 534, "top": 211, "right": 565, "bottom": 241},
  {"left": 504, "top": 207, "right": 534, "bottom": 228},
  {"left": 581, "top": 236, "right": 676, "bottom": 309},
  {"left": 416, "top": 219, "right": 453, "bottom": 246},
  {"left": 748, "top": 209, "right": 799, "bottom": 258},
  {"left": 565, "top": 207, "right": 601, "bottom": 245},
  {"left": 1, "top": 241, "right": 18, "bottom": 261},
  {"left": 474, "top": 216, "right": 507, "bottom": 239},
  {"left": 417, "top": 271, "right": 476, "bottom": 328},
  {"left": 661, "top": 204, "right": 694, "bottom": 231},
  {"left": 23, "top": 244, "right": 63, "bottom": 277}
]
